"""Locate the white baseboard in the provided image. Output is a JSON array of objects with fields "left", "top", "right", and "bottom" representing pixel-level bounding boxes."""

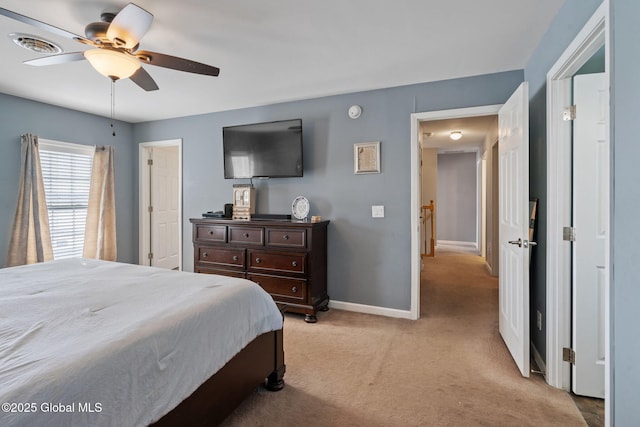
[
  {"left": 531, "top": 342, "right": 547, "bottom": 378},
  {"left": 329, "top": 300, "right": 413, "bottom": 320},
  {"left": 485, "top": 262, "right": 493, "bottom": 275},
  {"left": 437, "top": 240, "right": 477, "bottom": 248}
]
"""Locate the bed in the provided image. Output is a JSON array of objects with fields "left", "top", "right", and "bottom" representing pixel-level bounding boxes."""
[{"left": 0, "top": 258, "right": 285, "bottom": 426}]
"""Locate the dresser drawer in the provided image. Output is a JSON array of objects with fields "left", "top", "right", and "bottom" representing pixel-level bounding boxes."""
[
  {"left": 248, "top": 250, "right": 306, "bottom": 274},
  {"left": 248, "top": 273, "right": 307, "bottom": 302},
  {"left": 195, "top": 225, "right": 226, "bottom": 243},
  {"left": 196, "top": 266, "right": 245, "bottom": 279},
  {"left": 197, "top": 246, "right": 245, "bottom": 268},
  {"left": 229, "top": 226, "right": 264, "bottom": 245},
  {"left": 266, "top": 228, "right": 307, "bottom": 248}
]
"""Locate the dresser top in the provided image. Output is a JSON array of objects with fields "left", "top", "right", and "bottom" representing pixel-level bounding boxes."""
[{"left": 190, "top": 217, "right": 329, "bottom": 228}]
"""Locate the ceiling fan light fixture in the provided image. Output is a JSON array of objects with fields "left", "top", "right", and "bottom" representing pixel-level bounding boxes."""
[
  {"left": 84, "top": 48, "right": 140, "bottom": 80},
  {"left": 450, "top": 131, "right": 463, "bottom": 141}
]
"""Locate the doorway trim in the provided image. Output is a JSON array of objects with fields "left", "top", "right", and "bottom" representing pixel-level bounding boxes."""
[
  {"left": 545, "top": 0, "right": 608, "bottom": 417},
  {"left": 138, "top": 139, "right": 183, "bottom": 270},
  {"left": 410, "top": 105, "right": 502, "bottom": 320}
]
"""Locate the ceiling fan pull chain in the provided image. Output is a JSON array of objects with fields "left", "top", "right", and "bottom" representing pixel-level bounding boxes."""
[{"left": 110, "top": 79, "right": 116, "bottom": 136}]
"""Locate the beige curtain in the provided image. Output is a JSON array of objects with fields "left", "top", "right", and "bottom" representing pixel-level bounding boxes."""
[
  {"left": 83, "top": 146, "right": 117, "bottom": 261},
  {"left": 7, "top": 134, "right": 53, "bottom": 267}
]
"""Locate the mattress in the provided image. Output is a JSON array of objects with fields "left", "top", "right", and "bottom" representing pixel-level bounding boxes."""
[{"left": 0, "top": 258, "right": 283, "bottom": 426}]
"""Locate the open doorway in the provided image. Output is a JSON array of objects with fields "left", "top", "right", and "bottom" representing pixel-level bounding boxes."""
[
  {"left": 139, "top": 139, "right": 183, "bottom": 270},
  {"left": 420, "top": 116, "right": 498, "bottom": 259},
  {"left": 545, "top": 3, "right": 608, "bottom": 420},
  {"left": 411, "top": 84, "right": 535, "bottom": 379},
  {"left": 410, "top": 105, "right": 502, "bottom": 320}
]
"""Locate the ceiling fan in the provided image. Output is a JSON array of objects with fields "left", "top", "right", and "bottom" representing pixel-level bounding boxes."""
[{"left": 0, "top": 3, "right": 220, "bottom": 91}]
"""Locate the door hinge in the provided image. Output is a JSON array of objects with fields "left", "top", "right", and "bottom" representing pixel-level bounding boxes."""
[
  {"left": 562, "top": 105, "right": 577, "bottom": 121},
  {"left": 563, "top": 226, "right": 576, "bottom": 242},
  {"left": 147, "top": 159, "right": 153, "bottom": 166},
  {"left": 148, "top": 252, "right": 153, "bottom": 260},
  {"left": 148, "top": 206, "right": 153, "bottom": 213},
  {"left": 563, "top": 347, "right": 576, "bottom": 364}
]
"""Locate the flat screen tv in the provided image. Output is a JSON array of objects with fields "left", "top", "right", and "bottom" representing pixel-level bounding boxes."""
[{"left": 223, "top": 119, "right": 303, "bottom": 179}]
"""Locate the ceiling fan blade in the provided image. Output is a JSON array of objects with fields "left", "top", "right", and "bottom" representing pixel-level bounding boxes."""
[
  {"left": 24, "top": 52, "right": 87, "bottom": 66},
  {"left": 129, "top": 67, "right": 159, "bottom": 91},
  {"left": 0, "top": 7, "right": 91, "bottom": 44},
  {"left": 106, "top": 3, "right": 153, "bottom": 49},
  {"left": 135, "top": 50, "right": 220, "bottom": 76}
]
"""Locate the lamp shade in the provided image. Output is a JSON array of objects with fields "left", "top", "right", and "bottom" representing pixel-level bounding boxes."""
[{"left": 84, "top": 49, "right": 140, "bottom": 80}]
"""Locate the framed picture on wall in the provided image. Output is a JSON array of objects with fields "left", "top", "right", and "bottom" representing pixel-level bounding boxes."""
[{"left": 354, "top": 141, "right": 381, "bottom": 174}]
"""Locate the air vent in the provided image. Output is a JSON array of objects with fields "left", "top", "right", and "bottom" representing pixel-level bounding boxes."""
[{"left": 9, "top": 33, "right": 62, "bottom": 54}]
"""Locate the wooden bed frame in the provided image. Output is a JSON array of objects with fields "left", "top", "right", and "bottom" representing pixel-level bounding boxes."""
[{"left": 151, "top": 327, "right": 285, "bottom": 426}]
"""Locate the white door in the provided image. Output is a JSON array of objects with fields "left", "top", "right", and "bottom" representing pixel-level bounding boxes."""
[
  {"left": 498, "top": 82, "right": 530, "bottom": 377},
  {"left": 150, "top": 146, "right": 180, "bottom": 269},
  {"left": 572, "top": 73, "right": 607, "bottom": 398}
]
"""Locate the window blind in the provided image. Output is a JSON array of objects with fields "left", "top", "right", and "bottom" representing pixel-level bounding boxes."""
[{"left": 39, "top": 141, "right": 94, "bottom": 259}]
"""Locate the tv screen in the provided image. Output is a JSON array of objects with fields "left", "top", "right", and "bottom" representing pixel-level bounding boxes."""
[{"left": 223, "top": 119, "right": 303, "bottom": 179}]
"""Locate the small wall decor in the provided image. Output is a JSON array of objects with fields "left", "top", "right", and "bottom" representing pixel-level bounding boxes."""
[{"left": 354, "top": 141, "right": 381, "bottom": 174}]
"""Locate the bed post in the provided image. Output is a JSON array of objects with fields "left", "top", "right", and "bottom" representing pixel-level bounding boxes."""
[{"left": 266, "top": 327, "right": 285, "bottom": 391}]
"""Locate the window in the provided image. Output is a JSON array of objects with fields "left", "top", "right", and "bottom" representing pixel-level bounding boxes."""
[{"left": 39, "top": 140, "right": 94, "bottom": 259}]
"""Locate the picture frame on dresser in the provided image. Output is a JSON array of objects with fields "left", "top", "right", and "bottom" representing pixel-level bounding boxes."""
[{"left": 191, "top": 218, "right": 330, "bottom": 323}]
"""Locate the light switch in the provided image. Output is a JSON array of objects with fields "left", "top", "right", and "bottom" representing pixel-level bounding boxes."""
[{"left": 372, "top": 205, "right": 385, "bottom": 218}]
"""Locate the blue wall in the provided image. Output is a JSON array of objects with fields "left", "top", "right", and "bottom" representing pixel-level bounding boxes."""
[
  {"left": 133, "top": 70, "right": 523, "bottom": 310},
  {"left": 523, "top": 0, "right": 603, "bottom": 362},
  {"left": 436, "top": 152, "right": 478, "bottom": 243},
  {"left": 0, "top": 93, "right": 136, "bottom": 267},
  {"left": 610, "top": 0, "right": 640, "bottom": 423}
]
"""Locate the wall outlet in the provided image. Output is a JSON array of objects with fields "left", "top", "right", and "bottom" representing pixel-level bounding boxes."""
[
  {"left": 537, "top": 310, "right": 542, "bottom": 331},
  {"left": 372, "top": 205, "right": 385, "bottom": 218}
]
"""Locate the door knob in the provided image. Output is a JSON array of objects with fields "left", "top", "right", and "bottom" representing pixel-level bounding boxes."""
[
  {"left": 508, "top": 238, "right": 537, "bottom": 248},
  {"left": 508, "top": 238, "right": 523, "bottom": 247}
]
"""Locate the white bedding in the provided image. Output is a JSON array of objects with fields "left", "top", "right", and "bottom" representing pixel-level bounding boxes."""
[{"left": 0, "top": 258, "right": 283, "bottom": 427}]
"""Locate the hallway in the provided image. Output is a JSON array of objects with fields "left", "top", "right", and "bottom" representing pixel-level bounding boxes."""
[{"left": 422, "top": 245, "right": 598, "bottom": 426}]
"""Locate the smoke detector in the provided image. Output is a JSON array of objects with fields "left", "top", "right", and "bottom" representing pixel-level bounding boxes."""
[{"left": 9, "top": 33, "right": 62, "bottom": 54}]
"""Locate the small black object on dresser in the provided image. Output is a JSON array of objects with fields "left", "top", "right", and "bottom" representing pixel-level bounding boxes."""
[{"left": 190, "top": 218, "right": 329, "bottom": 323}]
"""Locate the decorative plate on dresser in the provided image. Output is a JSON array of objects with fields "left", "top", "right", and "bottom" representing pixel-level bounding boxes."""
[{"left": 291, "top": 196, "right": 310, "bottom": 221}]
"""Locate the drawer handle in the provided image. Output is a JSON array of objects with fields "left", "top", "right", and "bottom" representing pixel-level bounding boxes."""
[
  {"left": 292, "top": 261, "right": 298, "bottom": 267},
  {"left": 208, "top": 230, "right": 214, "bottom": 235},
  {"left": 202, "top": 252, "right": 208, "bottom": 258},
  {"left": 255, "top": 257, "right": 262, "bottom": 264},
  {"left": 243, "top": 233, "right": 249, "bottom": 238},
  {"left": 232, "top": 255, "right": 239, "bottom": 261},
  {"left": 283, "top": 234, "right": 289, "bottom": 240},
  {"left": 291, "top": 286, "right": 297, "bottom": 293}
]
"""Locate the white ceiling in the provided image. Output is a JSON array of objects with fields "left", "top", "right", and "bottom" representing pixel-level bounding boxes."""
[
  {"left": 0, "top": 0, "right": 564, "bottom": 123},
  {"left": 421, "top": 115, "right": 498, "bottom": 153}
]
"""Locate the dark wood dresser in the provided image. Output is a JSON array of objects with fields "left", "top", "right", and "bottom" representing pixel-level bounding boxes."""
[{"left": 190, "top": 218, "right": 329, "bottom": 323}]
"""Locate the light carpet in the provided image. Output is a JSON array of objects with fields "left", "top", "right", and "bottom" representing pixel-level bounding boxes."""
[{"left": 222, "top": 247, "right": 586, "bottom": 426}]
